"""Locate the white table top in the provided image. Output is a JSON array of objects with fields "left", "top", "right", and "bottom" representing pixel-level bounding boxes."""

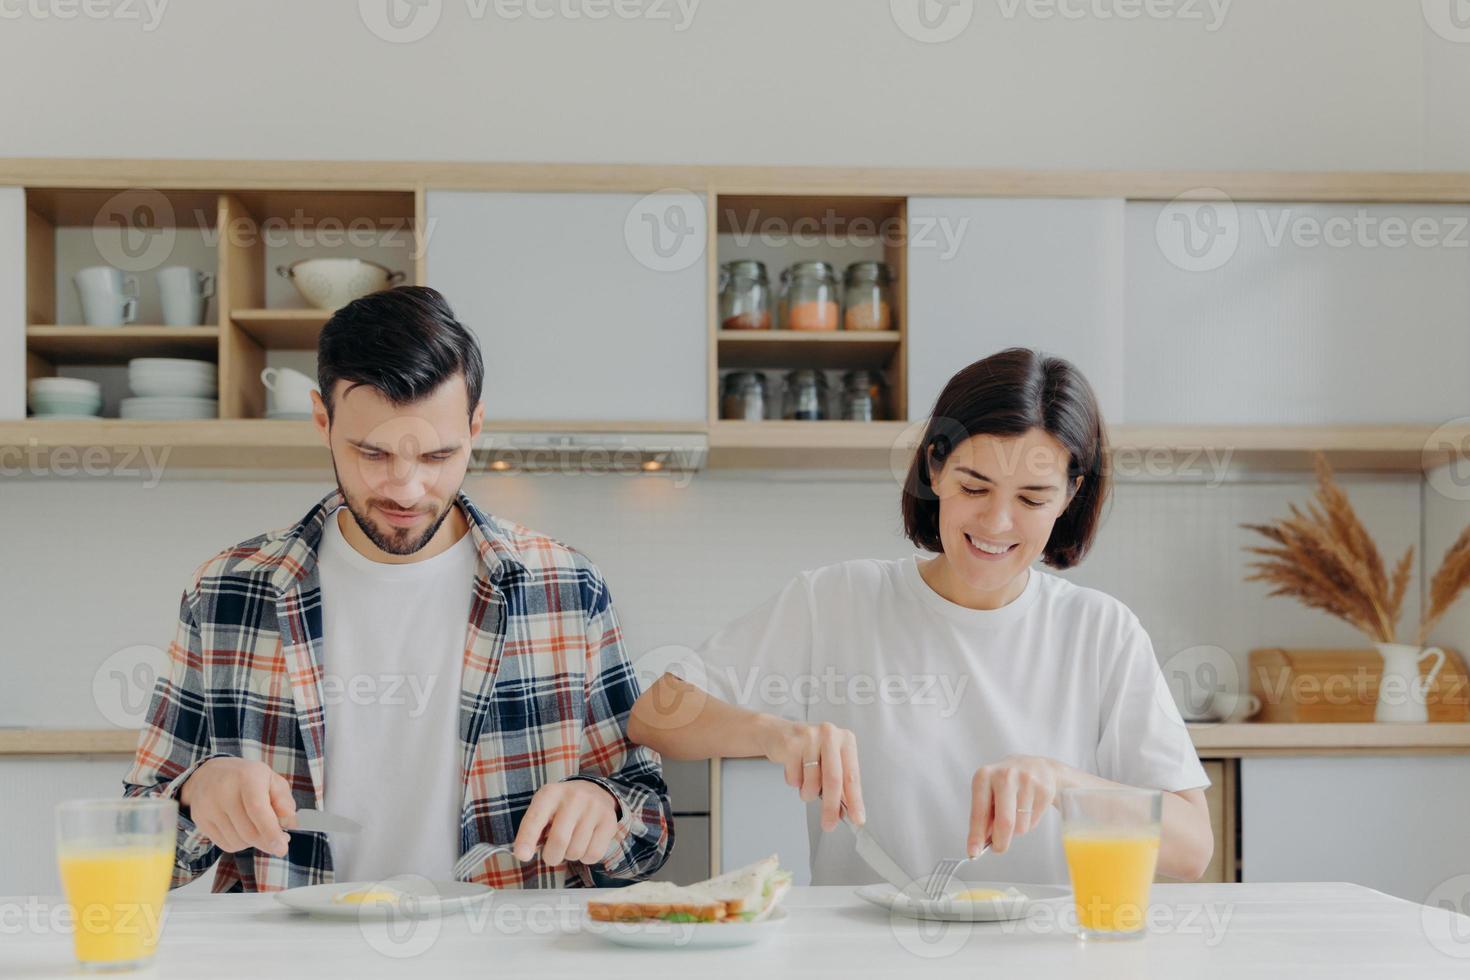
[{"left": 6, "top": 882, "right": 1469, "bottom": 979}]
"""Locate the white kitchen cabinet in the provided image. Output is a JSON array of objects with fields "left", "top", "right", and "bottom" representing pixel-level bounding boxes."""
[
  {"left": 1, "top": 187, "right": 25, "bottom": 420},
  {"left": 1125, "top": 201, "right": 1470, "bottom": 424},
  {"left": 718, "top": 758, "right": 812, "bottom": 884},
  {"left": 424, "top": 191, "right": 706, "bottom": 423},
  {"left": 1240, "top": 755, "right": 1470, "bottom": 903},
  {"left": 905, "top": 197, "right": 1125, "bottom": 423}
]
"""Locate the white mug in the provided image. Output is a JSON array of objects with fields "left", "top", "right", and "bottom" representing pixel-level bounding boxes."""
[
  {"left": 157, "top": 266, "right": 215, "bottom": 327},
  {"left": 260, "top": 367, "right": 319, "bottom": 414},
  {"left": 74, "top": 266, "right": 138, "bottom": 327},
  {"left": 1210, "top": 692, "right": 1262, "bottom": 723}
]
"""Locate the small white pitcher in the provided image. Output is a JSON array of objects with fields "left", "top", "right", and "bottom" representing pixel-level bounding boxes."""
[{"left": 1373, "top": 643, "right": 1447, "bottom": 723}]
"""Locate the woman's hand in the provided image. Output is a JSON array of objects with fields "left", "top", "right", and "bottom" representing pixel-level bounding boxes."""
[
  {"left": 755, "top": 717, "right": 865, "bottom": 831},
  {"left": 968, "top": 755, "right": 1061, "bottom": 858}
]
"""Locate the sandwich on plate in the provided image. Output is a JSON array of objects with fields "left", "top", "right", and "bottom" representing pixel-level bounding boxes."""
[{"left": 586, "top": 854, "right": 792, "bottom": 924}]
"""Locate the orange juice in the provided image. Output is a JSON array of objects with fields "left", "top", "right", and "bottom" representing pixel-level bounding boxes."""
[
  {"left": 1062, "top": 832, "right": 1160, "bottom": 935},
  {"left": 58, "top": 845, "right": 173, "bottom": 966}
]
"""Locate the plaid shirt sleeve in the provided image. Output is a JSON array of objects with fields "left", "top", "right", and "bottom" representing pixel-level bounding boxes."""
[
  {"left": 564, "top": 574, "right": 674, "bottom": 883},
  {"left": 122, "top": 584, "right": 228, "bottom": 888}
]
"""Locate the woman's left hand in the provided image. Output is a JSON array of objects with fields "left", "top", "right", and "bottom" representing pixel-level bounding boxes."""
[{"left": 968, "top": 755, "right": 1062, "bottom": 858}]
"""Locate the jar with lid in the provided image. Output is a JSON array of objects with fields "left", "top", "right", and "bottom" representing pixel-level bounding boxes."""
[
  {"left": 718, "top": 260, "right": 772, "bottom": 331},
  {"left": 783, "top": 369, "right": 830, "bottom": 420},
  {"left": 842, "top": 261, "right": 895, "bottom": 332},
  {"left": 720, "top": 371, "right": 769, "bottom": 421},
  {"left": 779, "top": 261, "right": 840, "bottom": 331},
  {"left": 840, "top": 370, "right": 887, "bottom": 422}
]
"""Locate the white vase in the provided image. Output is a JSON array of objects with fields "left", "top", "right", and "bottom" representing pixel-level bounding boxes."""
[{"left": 1373, "top": 643, "right": 1447, "bottom": 723}]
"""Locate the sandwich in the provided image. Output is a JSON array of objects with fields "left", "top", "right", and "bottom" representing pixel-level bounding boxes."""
[{"left": 585, "top": 854, "right": 792, "bottom": 924}]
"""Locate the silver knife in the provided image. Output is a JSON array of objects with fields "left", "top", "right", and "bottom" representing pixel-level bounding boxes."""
[
  {"left": 289, "top": 809, "right": 362, "bottom": 834},
  {"left": 844, "top": 813, "right": 923, "bottom": 897}
]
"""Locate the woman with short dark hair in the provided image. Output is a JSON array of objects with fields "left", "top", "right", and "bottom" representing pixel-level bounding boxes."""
[{"left": 631, "top": 347, "right": 1213, "bottom": 886}]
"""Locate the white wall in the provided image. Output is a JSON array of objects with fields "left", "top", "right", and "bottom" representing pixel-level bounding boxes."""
[{"left": 0, "top": 0, "right": 1461, "bottom": 170}]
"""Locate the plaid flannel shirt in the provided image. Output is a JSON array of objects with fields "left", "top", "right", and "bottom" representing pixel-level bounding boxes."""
[{"left": 123, "top": 489, "right": 672, "bottom": 892}]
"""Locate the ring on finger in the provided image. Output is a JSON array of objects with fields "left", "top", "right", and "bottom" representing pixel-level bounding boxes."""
[{"left": 802, "top": 761, "right": 820, "bottom": 768}]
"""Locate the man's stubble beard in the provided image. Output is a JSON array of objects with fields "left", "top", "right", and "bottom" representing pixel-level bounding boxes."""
[{"left": 331, "top": 458, "right": 460, "bottom": 557}]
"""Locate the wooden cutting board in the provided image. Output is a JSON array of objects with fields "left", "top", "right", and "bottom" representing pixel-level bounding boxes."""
[{"left": 1248, "top": 647, "right": 1470, "bottom": 723}]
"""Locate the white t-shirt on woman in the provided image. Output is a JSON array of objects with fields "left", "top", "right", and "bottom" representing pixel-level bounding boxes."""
[{"left": 686, "top": 557, "right": 1208, "bottom": 886}]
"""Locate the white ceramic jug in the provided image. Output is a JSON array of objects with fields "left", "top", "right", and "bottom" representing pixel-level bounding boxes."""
[{"left": 1373, "top": 643, "right": 1447, "bottom": 723}]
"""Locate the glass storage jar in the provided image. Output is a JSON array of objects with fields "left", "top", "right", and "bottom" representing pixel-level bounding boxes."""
[
  {"left": 718, "top": 260, "right": 772, "bottom": 331},
  {"left": 720, "top": 371, "right": 769, "bottom": 421},
  {"left": 842, "top": 261, "right": 895, "bottom": 332},
  {"left": 840, "top": 370, "right": 887, "bottom": 421},
  {"left": 783, "top": 369, "right": 830, "bottom": 420},
  {"left": 779, "top": 261, "right": 840, "bottom": 331}
]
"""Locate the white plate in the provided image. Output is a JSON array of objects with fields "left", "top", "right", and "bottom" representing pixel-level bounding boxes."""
[
  {"left": 274, "top": 879, "right": 494, "bottom": 920},
  {"left": 119, "top": 397, "right": 218, "bottom": 420},
  {"left": 856, "top": 882, "right": 1070, "bottom": 922},
  {"left": 584, "top": 906, "right": 788, "bottom": 949}
]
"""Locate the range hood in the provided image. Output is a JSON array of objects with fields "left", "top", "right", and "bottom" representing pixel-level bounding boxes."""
[{"left": 470, "top": 430, "right": 708, "bottom": 474}]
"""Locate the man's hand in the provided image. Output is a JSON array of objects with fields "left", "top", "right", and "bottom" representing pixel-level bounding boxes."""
[
  {"left": 967, "top": 755, "right": 1061, "bottom": 858},
  {"left": 178, "top": 757, "right": 297, "bottom": 858},
  {"left": 513, "top": 780, "right": 621, "bottom": 867},
  {"left": 755, "top": 717, "right": 865, "bottom": 831}
]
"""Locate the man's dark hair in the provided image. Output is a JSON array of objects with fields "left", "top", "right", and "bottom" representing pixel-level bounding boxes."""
[
  {"left": 900, "top": 347, "right": 1110, "bottom": 570},
  {"left": 317, "top": 285, "right": 483, "bottom": 420}
]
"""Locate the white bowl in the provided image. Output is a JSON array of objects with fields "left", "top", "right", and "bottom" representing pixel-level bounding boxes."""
[
  {"left": 129, "top": 375, "right": 217, "bottom": 398},
  {"left": 29, "top": 377, "right": 102, "bottom": 399},
  {"left": 128, "top": 357, "right": 217, "bottom": 375},
  {"left": 119, "top": 397, "right": 218, "bottom": 420},
  {"left": 277, "top": 258, "right": 405, "bottom": 310}
]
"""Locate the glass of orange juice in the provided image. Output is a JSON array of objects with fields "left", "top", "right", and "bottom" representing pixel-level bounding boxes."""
[
  {"left": 1060, "top": 788, "right": 1162, "bottom": 942},
  {"left": 56, "top": 798, "right": 176, "bottom": 971}
]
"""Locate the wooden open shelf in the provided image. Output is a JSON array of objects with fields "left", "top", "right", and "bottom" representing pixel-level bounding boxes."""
[
  {"left": 711, "top": 192, "right": 909, "bottom": 427},
  {"left": 19, "top": 180, "right": 422, "bottom": 420},
  {"left": 717, "top": 330, "right": 901, "bottom": 370},
  {"left": 230, "top": 309, "right": 330, "bottom": 349},
  {"left": 25, "top": 326, "right": 219, "bottom": 362}
]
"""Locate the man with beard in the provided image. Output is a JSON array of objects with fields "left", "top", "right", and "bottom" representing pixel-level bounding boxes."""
[{"left": 124, "top": 286, "right": 672, "bottom": 892}]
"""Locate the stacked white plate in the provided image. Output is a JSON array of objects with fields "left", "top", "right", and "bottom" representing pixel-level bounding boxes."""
[
  {"left": 125, "top": 358, "right": 218, "bottom": 419},
  {"left": 120, "top": 396, "right": 218, "bottom": 420},
  {"left": 28, "top": 377, "right": 103, "bottom": 418}
]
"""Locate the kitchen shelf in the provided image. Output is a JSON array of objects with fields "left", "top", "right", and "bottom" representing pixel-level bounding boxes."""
[
  {"left": 716, "top": 331, "right": 901, "bottom": 370},
  {"left": 230, "top": 309, "right": 330, "bottom": 349},
  {"left": 1186, "top": 723, "right": 1470, "bottom": 757},
  {"left": 0, "top": 729, "right": 137, "bottom": 755},
  {"left": 25, "top": 326, "right": 219, "bottom": 363}
]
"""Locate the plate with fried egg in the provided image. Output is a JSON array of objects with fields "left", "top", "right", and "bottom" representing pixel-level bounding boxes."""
[
  {"left": 274, "top": 877, "right": 494, "bottom": 919},
  {"left": 855, "top": 882, "right": 1070, "bottom": 922}
]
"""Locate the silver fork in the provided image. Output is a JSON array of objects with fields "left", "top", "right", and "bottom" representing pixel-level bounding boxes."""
[{"left": 923, "top": 841, "right": 990, "bottom": 900}]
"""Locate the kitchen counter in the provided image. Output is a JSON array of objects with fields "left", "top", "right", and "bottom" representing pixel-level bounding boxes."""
[
  {"left": 6, "top": 883, "right": 1467, "bottom": 978},
  {"left": 8, "top": 724, "right": 1470, "bottom": 757},
  {"left": 1185, "top": 722, "right": 1470, "bottom": 757}
]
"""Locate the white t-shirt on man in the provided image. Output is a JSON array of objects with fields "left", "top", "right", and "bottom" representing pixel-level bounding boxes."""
[
  {"left": 686, "top": 557, "right": 1208, "bottom": 885},
  {"left": 317, "top": 509, "right": 478, "bottom": 883}
]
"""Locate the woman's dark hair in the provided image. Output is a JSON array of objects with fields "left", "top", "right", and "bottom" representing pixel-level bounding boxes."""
[
  {"left": 317, "top": 285, "right": 484, "bottom": 419},
  {"left": 901, "top": 347, "right": 1109, "bottom": 570}
]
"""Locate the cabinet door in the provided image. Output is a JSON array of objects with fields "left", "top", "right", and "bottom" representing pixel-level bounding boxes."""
[
  {"left": 1126, "top": 201, "right": 1470, "bottom": 424},
  {"left": 718, "top": 757, "right": 812, "bottom": 885},
  {"left": 1241, "top": 755, "right": 1470, "bottom": 902},
  {"left": 1, "top": 187, "right": 25, "bottom": 420},
  {"left": 424, "top": 191, "right": 707, "bottom": 423},
  {"left": 905, "top": 197, "right": 1125, "bottom": 423}
]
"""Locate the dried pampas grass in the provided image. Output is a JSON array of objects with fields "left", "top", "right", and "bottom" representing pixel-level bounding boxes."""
[{"left": 1241, "top": 454, "right": 1433, "bottom": 645}]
